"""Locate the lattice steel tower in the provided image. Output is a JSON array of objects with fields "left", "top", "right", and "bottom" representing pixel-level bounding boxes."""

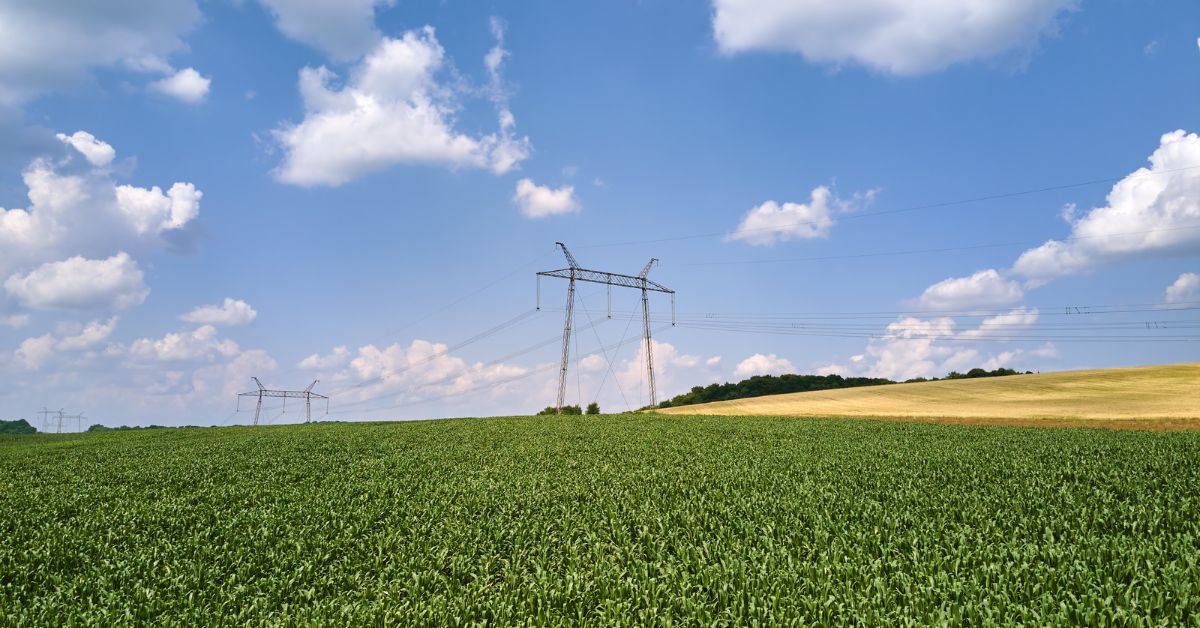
[{"left": 537, "top": 242, "right": 674, "bottom": 411}]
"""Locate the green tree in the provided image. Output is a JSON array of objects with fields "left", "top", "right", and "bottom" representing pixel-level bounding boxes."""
[
  {"left": 586, "top": 402, "right": 600, "bottom": 415},
  {"left": 0, "top": 419, "right": 37, "bottom": 435}
]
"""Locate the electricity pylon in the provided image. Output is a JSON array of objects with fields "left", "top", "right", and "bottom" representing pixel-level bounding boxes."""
[
  {"left": 38, "top": 408, "right": 84, "bottom": 433},
  {"left": 537, "top": 242, "right": 675, "bottom": 411},
  {"left": 237, "top": 378, "right": 329, "bottom": 425}
]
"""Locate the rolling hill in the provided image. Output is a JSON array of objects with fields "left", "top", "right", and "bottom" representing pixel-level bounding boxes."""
[{"left": 656, "top": 363, "right": 1200, "bottom": 427}]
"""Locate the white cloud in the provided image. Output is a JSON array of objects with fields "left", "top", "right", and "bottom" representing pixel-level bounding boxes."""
[
  {"left": 181, "top": 298, "right": 258, "bottom": 327},
  {"left": 821, "top": 312, "right": 1054, "bottom": 381},
  {"left": 861, "top": 317, "right": 972, "bottom": 380},
  {"left": 616, "top": 340, "right": 714, "bottom": 402},
  {"left": 57, "top": 316, "right": 118, "bottom": 351},
  {"left": 254, "top": 0, "right": 394, "bottom": 61},
  {"left": 728, "top": 186, "right": 875, "bottom": 246},
  {"left": 1165, "top": 272, "right": 1200, "bottom": 304},
  {"left": 916, "top": 269, "right": 1024, "bottom": 311},
  {"left": 5, "top": 253, "right": 148, "bottom": 311},
  {"left": 734, "top": 353, "right": 796, "bottom": 377},
  {"left": 0, "top": 314, "right": 30, "bottom": 329},
  {"left": 303, "top": 339, "right": 533, "bottom": 410},
  {"left": 298, "top": 346, "right": 350, "bottom": 370},
  {"left": 56, "top": 131, "right": 115, "bottom": 167},
  {"left": 579, "top": 353, "right": 608, "bottom": 372},
  {"left": 1012, "top": 130, "right": 1200, "bottom": 286},
  {"left": 514, "top": 179, "right": 580, "bottom": 218},
  {"left": 273, "top": 28, "right": 531, "bottom": 187},
  {"left": 128, "top": 324, "right": 239, "bottom": 362},
  {"left": 814, "top": 363, "right": 847, "bottom": 376},
  {"left": 149, "top": 67, "right": 210, "bottom": 103},
  {"left": 0, "top": 0, "right": 201, "bottom": 104},
  {"left": 14, "top": 334, "right": 56, "bottom": 370},
  {"left": 0, "top": 135, "right": 202, "bottom": 282},
  {"left": 958, "top": 307, "right": 1039, "bottom": 339},
  {"left": 9, "top": 316, "right": 118, "bottom": 369},
  {"left": 190, "top": 349, "right": 278, "bottom": 400},
  {"left": 1031, "top": 342, "right": 1058, "bottom": 359},
  {"left": 116, "top": 182, "right": 202, "bottom": 235},
  {"left": 711, "top": 0, "right": 1076, "bottom": 75}
]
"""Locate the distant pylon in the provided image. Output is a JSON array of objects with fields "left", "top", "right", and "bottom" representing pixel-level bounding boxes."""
[{"left": 237, "top": 378, "right": 329, "bottom": 426}]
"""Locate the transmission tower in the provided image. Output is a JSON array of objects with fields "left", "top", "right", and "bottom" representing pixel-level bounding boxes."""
[
  {"left": 237, "top": 378, "right": 329, "bottom": 425},
  {"left": 537, "top": 242, "right": 675, "bottom": 411},
  {"left": 37, "top": 408, "right": 85, "bottom": 433}
]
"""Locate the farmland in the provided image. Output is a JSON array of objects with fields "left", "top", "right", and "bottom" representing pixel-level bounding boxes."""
[
  {"left": 658, "top": 363, "right": 1200, "bottom": 427},
  {"left": 3, "top": 414, "right": 1199, "bottom": 624}
]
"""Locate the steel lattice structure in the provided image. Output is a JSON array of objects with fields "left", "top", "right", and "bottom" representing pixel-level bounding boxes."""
[
  {"left": 537, "top": 242, "right": 675, "bottom": 412},
  {"left": 38, "top": 408, "right": 85, "bottom": 433},
  {"left": 237, "top": 378, "right": 329, "bottom": 425}
]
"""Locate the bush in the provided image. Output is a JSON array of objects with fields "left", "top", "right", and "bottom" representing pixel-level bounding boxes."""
[{"left": 586, "top": 402, "right": 600, "bottom": 415}]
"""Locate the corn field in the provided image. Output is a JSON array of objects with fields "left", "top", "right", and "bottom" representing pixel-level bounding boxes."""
[{"left": 2, "top": 415, "right": 1198, "bottom": 624}]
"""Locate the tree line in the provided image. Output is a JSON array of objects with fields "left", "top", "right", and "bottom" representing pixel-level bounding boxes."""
[{"left": 655, "top": 367, "right": 1031, "bottom": 409}]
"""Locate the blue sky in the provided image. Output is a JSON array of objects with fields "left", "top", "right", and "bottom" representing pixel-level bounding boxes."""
[{"left": 0, "top": 0, "right": 1197, "bottom": 427}]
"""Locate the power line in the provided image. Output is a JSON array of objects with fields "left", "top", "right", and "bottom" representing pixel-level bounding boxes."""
[
  {"left": 593, "top": 301, "right": 1200, "bottom": 321},
  {"left": 578, "top": 164, "right": 1200, "bottom": 249},
  {"left": 666, "top": 224, "right": 1200, "bottom": 267}
]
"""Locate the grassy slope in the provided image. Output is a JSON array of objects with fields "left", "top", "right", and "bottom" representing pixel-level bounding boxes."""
[
  {"left": 2, "top": 415, "right": 1199, "bottom": 624},
  {"left": 657, "top": 363, "right": 1200, "bottom": 424}
]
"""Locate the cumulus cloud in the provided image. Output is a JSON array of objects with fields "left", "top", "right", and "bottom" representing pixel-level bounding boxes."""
[
  {"left": 273, "top": 27, "right": 531, "bottom": 186},
  {"left": 300, "top": 339, "right": 534, "bottom": 412},
  {"left": 1011, "top": 130, "right": 1200, "bottom": 286},
  {"left": 298, "top": 346, "right": 351, "bottom": 370},
  {"left": 1165, "top": 272, "right": 1200, "bottom": 304},
  {"left": 13, "top": 335, "right": 57, "bottom": 370},
  {"left": 958, "top": 307, "right": 1039, "bottom": 339},
  {"left": 56, "top": 131, "right": 115, "bottom": 167},
  {"left": 181, "top": 298, "right": 258, "bottom": 327},
  {"left": 0, "top": 0, "right": 201, "bottom": 104},
  {"left": 728, "top": 186, "right": 876, "bottom": 246},
  {"left": 916, "top": 269, "right": 1024, "bottom": 311},
  {"left": 615, "top": 340, "right": 715, "bottom": 402},
  {"left": 711, "top": 0, "right": 1076, "bottom": 75},
  {"left": 149, "top": 67, "right": 211, "bottom": 103},
  {"left": 4, "top": 253, "right": 148, "bottom": 311},
  {"left": 734, "top": 352, "right": 796, "bottom": 377},
  {"left": 115, "top": 182, "right": 202, "bottom": 235},
  {"left": 514, "top": 179, "right": 580, "bottom": 218},
  {"left": 10, "top": 316, "right": 118, "bottom": 369},
  {"left": 820, "top": 313, "right": 1052, "bottom": 381},
  {"left": 0, "top": 314, "right": 30, "bottom": 329},
  {"left": 128, "top": 325, "right": 239, "bottom": 362},
  {"left": 56, "top": 316, "right": 119, "bottom": 351},
  {"left": 0, "top": 134, "right": 202, "bottom": 282},
  {"left": 254, "top": 0, "right": 393, "bottom": 61}
]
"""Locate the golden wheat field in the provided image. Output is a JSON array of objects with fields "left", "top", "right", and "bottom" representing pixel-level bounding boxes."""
[{"left": 657, "top": 363, "right": 1200, "bottom": 429}]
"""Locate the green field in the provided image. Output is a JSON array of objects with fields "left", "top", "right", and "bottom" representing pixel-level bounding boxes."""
[{"left": 3, "top": 415, "right": 1199, "bottom": 624}]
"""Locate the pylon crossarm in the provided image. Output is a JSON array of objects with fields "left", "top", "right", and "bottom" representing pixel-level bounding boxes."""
[
  {"left": 238, "top": 390, "right": 329, "bottom": 399},
  {"left": 537, "top": 268, "right": 673, "bottom": 294}
]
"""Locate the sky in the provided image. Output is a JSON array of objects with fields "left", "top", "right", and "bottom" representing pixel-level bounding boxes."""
[{"left": 0, "top": 0, "right": 1198, "bottom": 428}]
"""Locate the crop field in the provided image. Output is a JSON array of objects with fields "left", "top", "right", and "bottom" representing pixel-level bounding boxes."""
[
  {"left": 659, "top": 363, "right": 1200, "bottom": 427},
  {"left": 2, "top": 414, "right": 1199, "bottom": 624}
]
